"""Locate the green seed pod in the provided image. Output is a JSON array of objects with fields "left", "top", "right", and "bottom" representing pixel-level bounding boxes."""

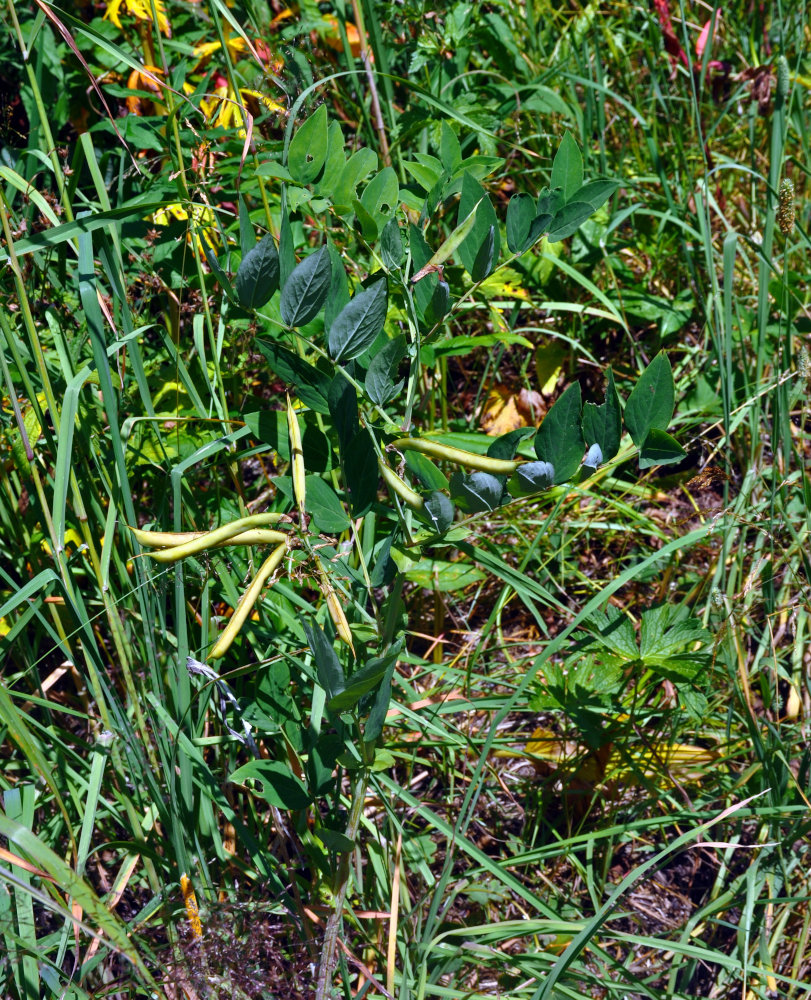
[
  {"left": 389, "top": 437, "right": 522, "bottom": 475},
  {"left": 209, "top": 541, "right": 288, "bottom": 660}
]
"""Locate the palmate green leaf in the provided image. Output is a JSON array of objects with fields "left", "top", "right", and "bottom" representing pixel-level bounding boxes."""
[
  {"left": 288, "top": 103, "right": 328, "bottom": 184},
  {"left": 625, "top": 351, "right": 676, "bottom": 449},
  {"left": 254, "top": 340, "right": 331, "bottom": 414},
  {"left": 551, "top": 130, "right": 584, "bottom": 202},
  {"left": 534, "top": 382, "right": 585, "bottom": 483},
  {"left": 581, "top": 368, "right": 622, "bottom": 463},
  {"left": 234, "top": 234, "right": 280, "bottom": 309},
  {"left": 280, "top": 245, "right": 331, "bottom": 327},
  {"left": 328, "top": 276, "right": 388, "bottom": 362}
]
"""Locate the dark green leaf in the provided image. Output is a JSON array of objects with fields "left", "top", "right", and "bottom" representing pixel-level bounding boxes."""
[
  {"left": 471, "top": 224, "right": 496, "bottom": 281},
  {"left": 421, "top": 491, "right": 454, "bottom": 534},
  {"left": 352, "top": 197, "right": 378, "bottom": 242},
  {"left": 425, "top": 280, "right": 450, "bottom": 326},
  {"left": 329, "top": 277, "right": 388, "bottom": 362},
  {"left": 254, "top": 340, "right": 331, "bottom": 414},
  {"left": 280, "top": 245, "right": 331, "bottom": 327},
  {"left": 576, "top": 178, "right": 619, "bottom": 212},
  {"left": 457, "top": 173, "right": 501, "bottom": 279},
  {"left": 238, "top": 195, "right": 253, "bottom": 258},
  {"left": 439, "top": 120, "right": 462, "bottom": 173},
  {"left": 304, "top": 476, "right": 350, "bottom": 533},
  {"left": 381, "top": 218, "right": 405, "bottom": 270},
  {"left": 551, "top": 131, "right": 583, "bottom": 202},
  {"left": 365, "top": 335, "right": 406, "bottom": 405},
  {"left": 638, "top": 428, "right": 686, "bottom": 469},
  {"left": 409, "top": 223, "right": 439, "bottom": 316},
  {"left": 279, "top": 202, "right": 295, "bottom": 286},
  {"left": 449, "top": 470, "right": 503, "bottom": 512},
  {"left": 344, "top": 430, "right": 377, "bottom": 516},
  {"left": 547, "top": 201, "right": 596, "bottom": 242},
  {"left": 229, "top": 760, "right": 311, "bottom": 810},
  {"left": 202, "top": 245, "right": 237, "bottom": 304},
  {"left": 328, "top": 655, "right": 391, "bottom": 712},
  {"left": 487, "top": 426, "right": 535, "bottom": 462},
  {"left": 288, "top": 103, "right": 328, "bottom": 184},
  {"left": 537, "top": 185, "right": 565, "bottom": 217},
  {"left": 625, "top": 352, "right": 675, "bottom": 448},
  {"left": 508, "top": 461, "right": 555, "bottom": 496},
  {"left": 534, "top": 382, "right": 585, "bottom": 483},
  {"left": 324, "top": 242, "right": 350, "bottom": 332},
  {"left": 364, "top": 639, "right": 404, "bottom": 742},
  {"left": 317, "top": 827, "right": 355, "bottom": 853},
  {"left": 328, "top": 375, "right": 358, "bottom": 452},
  {"left": 302, "top": 620, "right": 345, "bottom": 701},
  {"left": 234, "top": 234, "right": 280, "bottom": 309},
  {"left": 581, "top": 368, "right": 622, "bottom": 462},
  {"left": 506, "top": 193, "right": 535, "bottom": 253}
]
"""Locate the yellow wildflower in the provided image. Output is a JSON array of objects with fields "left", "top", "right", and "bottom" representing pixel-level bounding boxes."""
[{"left": 104, "top": 0, "right": 171, "bottom": 36}]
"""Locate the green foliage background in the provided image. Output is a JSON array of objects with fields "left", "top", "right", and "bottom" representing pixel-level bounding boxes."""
[{"left": 1, "top": 1, "right": 810, "bottom": 998}]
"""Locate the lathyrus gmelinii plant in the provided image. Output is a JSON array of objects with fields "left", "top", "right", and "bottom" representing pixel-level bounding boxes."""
[{"left": 130, "top": 109, "right": 685, "bottom": 996}]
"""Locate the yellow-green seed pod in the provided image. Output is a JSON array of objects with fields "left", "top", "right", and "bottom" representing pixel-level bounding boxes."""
[
  {"left": 137, "top": 513, "right": 287, "bottom": 563},
  {"left": 209, "top": 540, "right": 288, "bottom": 660},
  {"left": 287, "top": 394, "right": 306, "bottom": 514},
  {"left": 130, "top": 526, "right": 287, "bottom": 549},
  {"left": 389, "top": 437, "right": 522, "bottom": 475},
  {"left": 379, "top": 460, "right": 424, "bottom": 510},
  {"left": 318, "top": 567, "right": 355, "bottom": 653}
]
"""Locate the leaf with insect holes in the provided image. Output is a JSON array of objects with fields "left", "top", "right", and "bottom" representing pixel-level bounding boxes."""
[
  {"left": 581, "top": 368, "right": 622, "bottom": 463},
  {"left": 288, "top": 104, "right": 328, "bottom": 185}
]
